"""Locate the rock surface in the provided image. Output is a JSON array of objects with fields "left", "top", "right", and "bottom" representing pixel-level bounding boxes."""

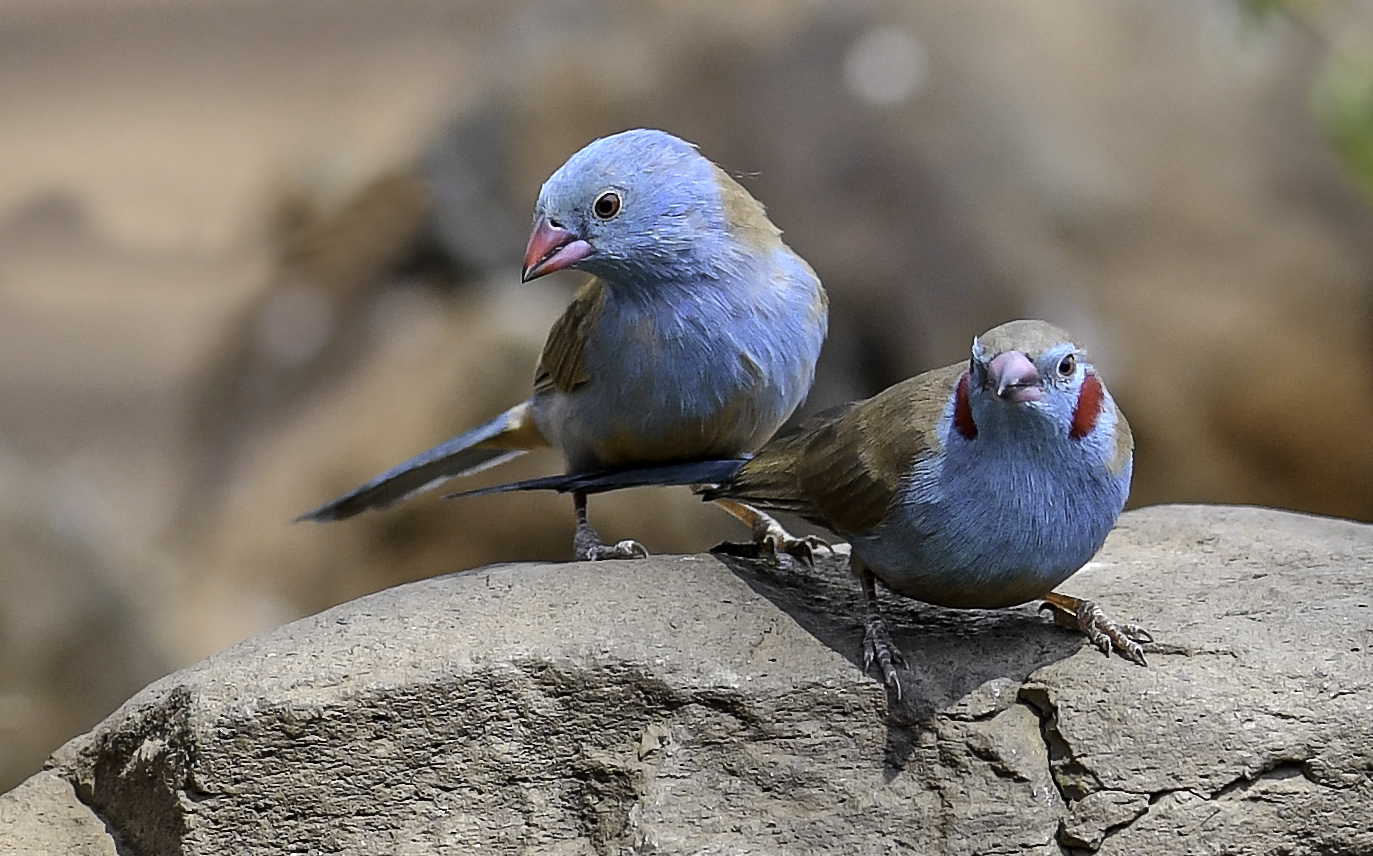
[
  {"left": 0, "top": 770, "right": 118, "bottom": 856},
  {"left": 3, "top": 504, "right": 1372, "bottom": 854}
]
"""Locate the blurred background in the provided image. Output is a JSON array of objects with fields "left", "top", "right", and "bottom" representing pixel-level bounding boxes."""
[{"left": 2, "top": 0, "right": 1372, "bottom": 790}]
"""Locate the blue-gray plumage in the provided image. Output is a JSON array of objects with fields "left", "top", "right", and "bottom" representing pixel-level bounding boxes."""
[
  {"left": 852, "top": 333, "right": 1133, "bottom": 611},
  {"left": 709, "top": 320, "right": 1145, "bottom": 691},
  {"left": 300, "top": 129, "right": 828, "bottom": 560},
  {"left": 456, "top": 320, "right": 1149, "bottom": 693}
]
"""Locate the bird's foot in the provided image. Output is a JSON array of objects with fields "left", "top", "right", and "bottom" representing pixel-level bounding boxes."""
[
  {"left": 862, "top": 611, "right": 907, "bottom": 699},
  {"left": 574, "top": 525, "right": 649, "bottom": 561},
  {"left": 1041, "top": 592, "right": 1152, "bottom": 666},
  {"left": 750, "top": 512, "right": 832, "bottom": 566},
  {"left": 856, "top": 563, "right": 906, "bottom": 698},
  {"left": 708, "top": 499, "right": 830, "bottom": 565},
  {"left": 576, "top": 538, "right": 649, "bottom": 561}
]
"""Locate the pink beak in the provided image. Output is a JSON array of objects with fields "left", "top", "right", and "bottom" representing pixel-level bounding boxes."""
[
  {"left": 522, "top": 216, "right": 594, "bottom": 282},
  {"left": 988, "top": 351, "right": 1043, "bottom": 403}
]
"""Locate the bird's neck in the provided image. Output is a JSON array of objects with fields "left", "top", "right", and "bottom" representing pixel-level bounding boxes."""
[
  {"left": 953, "top": 375, "right": 1115, "bottom": 471},
  {"left": 601, "top": 244, "right": 757, "bottom": 308}
]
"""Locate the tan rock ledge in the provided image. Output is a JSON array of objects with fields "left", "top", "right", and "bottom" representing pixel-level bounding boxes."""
[{"left": 3, "top": 505, "right": 1372, "bottom": 854}]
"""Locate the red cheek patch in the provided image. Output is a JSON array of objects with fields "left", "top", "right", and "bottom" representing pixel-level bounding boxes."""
[
  {"left": 954, "top": 372, "right": 977, "bottom": 439},
  {"left": 1070, "top": 373, "right": 1104, "bottom": 440}
]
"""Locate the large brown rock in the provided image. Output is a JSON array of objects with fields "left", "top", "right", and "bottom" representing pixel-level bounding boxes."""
[{"left": 4, "top": 505, "right": 1371, "bottom": 854}]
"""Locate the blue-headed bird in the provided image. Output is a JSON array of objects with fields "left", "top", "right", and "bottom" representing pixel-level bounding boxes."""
[{"left": 300, "top": 129, "right": 828, "bottom": 560}]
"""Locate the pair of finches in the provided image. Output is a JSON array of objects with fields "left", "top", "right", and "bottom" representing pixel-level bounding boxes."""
[{"left": 301, "top": 129, "right": 1151, "bottom": 693}]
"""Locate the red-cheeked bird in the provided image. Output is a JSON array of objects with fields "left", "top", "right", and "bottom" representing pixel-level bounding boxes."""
[{"left": 461, "top": 320, "right": 1151, "bottom": 693}]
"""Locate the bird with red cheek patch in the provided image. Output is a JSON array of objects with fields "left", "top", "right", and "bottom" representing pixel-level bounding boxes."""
[
  {"left": 827, "top": 319, "right": 1145, "bottom": 691},
  {"left": 457, "top": 320, "right": 1148, "bottom": 696}
]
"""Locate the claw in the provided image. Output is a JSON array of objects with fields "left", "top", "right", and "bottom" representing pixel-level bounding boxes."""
[
  {"left": 578, "top": 538, "right": 650, "bottom": 561},
  {"left": 711, "top": 499, "right": 831, "bottom": 566},
  {"left": 572, "top": 491, "right": 649, "bottom": 561},
  {"left": 793, "top": 534, "right": 834, "bottom": 563},
  {"left": 862, "top": 612, "right": 906, "bottom": 699},
  {"left": 1041, "top": 592, "right": 1151, "bottom": 666},
  {"left": 574, "top": 519, "right": 648, "bottom": 560},
  {"left": 857, "top": 560, "right": 906, "bottom": 699},
  {"left": 753, "top": 517, "right": 832, "bottom": 567}
]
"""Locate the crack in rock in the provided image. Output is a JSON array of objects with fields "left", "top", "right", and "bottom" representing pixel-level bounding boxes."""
[
  {"left": 1018, "top": 686, "right": 1103, "bottom": 802},
  {"left": 1059, "top": 789, "right": 1150, "bottom": 850},
  {"left": 1210, "top": 759, "right": 1317, "bottom": 799}
]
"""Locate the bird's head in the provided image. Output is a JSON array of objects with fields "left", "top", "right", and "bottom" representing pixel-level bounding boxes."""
[
  {"left": 522, "top": 129, "right": 735, "bottom": 286},
  {"left": 953, "top": 319, "right": 1108, "bottom": 443}
]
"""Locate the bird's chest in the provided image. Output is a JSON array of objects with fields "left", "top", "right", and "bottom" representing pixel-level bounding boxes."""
[
  {"left": 856, "top": 434, "right": 1129, "bottom": 608},
  {"left": 587, "top": 306, "right": 741, "bottom": 399},
  {"left": 541, "top": 299, "right": 779, "bottom": 469}
]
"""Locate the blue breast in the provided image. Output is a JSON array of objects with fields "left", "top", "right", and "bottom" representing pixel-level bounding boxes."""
[
  {"left": 852, "top": 406, "right": 1131, "bottom": 609},
  {"left": 537, "top": 248, "right": 825, "bottom": 472}
]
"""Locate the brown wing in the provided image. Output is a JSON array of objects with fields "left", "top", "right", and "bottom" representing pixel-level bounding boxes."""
[
  {"left": 704, "top": 403, "right": 855, "bottom": 520},
  {"left": 533, "top": 277, "right": 608, "bottom": 396},
  {"left": 712, "top": 164, "right": 784, "bottom": 243},
  {"left": 711, "top": 363, "right": 963, "bottom": 534},
  {"left": 1107, "top": 396, "right": 1133, "bottom": 476}
]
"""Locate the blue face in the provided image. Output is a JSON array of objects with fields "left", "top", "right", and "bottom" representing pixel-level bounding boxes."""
[
  {"left": 533, "top": 129, "right": 730, "bottom": 284},
  {"left": 967, "top": 332, "right": 1089, "bottom": 443}
]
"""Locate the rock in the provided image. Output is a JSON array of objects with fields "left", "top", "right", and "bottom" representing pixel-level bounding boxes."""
[
  {"left": 4, "top": 505, "right": 1372, "bottom": 855},
  {"left": 0, "top": 770, "right": 118, "bottom": 855}
]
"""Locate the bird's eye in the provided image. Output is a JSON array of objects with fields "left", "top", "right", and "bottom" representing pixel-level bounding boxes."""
[
  {"left": 1058, "top": 354, "right": 1077, "bottom": 376},
  {"left": 593, "top": 191, "right": 621, "bottom": 219}
]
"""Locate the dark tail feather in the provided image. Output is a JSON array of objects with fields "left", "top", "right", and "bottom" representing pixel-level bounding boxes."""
[
  {"left": 297, "top": 402, "right": 541, "bottom": 523},
  {"left": 446, "top": 458, "right": 749, "bottom": 500}
]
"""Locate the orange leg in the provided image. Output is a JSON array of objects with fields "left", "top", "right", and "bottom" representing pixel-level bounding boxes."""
[
  {"left": 711, "top": 498, "right": 831, "bottom": 564},
  {"left": 1040, "top": 591, "right": 1152, "bottom": 665}
]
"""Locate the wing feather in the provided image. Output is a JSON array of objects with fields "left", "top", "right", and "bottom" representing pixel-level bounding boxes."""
[
  {"left": 708, "top": 364, "right": 963, "bottom": 534},
  {"left": 533, "top": 277, "right": 607, "bottom": 396}
]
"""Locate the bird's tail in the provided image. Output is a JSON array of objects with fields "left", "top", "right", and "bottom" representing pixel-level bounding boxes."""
[
  {"left": 446, "top": 458, "right": 749, "bottom": 500},
  {"left": 297, "top": 401, "right": 548, "bottom": 522}
]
